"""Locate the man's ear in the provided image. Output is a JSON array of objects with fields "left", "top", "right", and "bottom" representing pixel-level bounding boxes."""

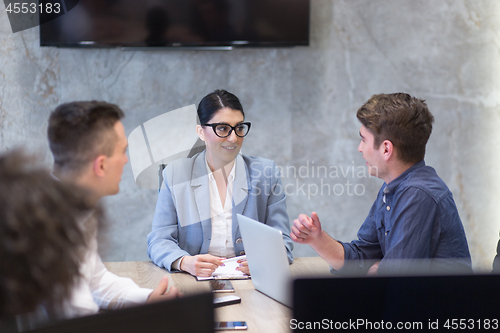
[
  {"left": 381, "top": 140, "right": 394, "bottom": 161},
  {"left": 196, "top": 125, "right": 205, "bottom": 142},
  {"left": 92, "top": 155, "right": 107, "bottom": 177}
]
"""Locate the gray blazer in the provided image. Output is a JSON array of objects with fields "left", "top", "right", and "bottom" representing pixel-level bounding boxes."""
[{"left": 147, "top": 150, "right": 293, "bottom": 271}]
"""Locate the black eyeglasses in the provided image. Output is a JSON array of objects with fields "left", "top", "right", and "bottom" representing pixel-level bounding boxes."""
[{"left": 202, "top": 122, "right": 251, "bottom": 138}]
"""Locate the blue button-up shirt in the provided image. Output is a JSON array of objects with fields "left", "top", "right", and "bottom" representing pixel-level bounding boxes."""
[{"left": 341, "top": 161, "right": 471, "bottom": 273}]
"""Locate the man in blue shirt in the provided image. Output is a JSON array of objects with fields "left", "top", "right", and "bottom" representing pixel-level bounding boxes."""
[{"left": 291, "top": 93, "right": 471, "bottom": 274}]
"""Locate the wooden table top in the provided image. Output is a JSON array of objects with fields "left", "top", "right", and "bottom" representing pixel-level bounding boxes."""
[{"left": 104, "top": 257, "right": 332, "bottom": 333}]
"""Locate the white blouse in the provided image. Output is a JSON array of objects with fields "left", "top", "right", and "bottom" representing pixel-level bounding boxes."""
[{"left": 206, "top": 158, "right": 236, "bottom": 258}]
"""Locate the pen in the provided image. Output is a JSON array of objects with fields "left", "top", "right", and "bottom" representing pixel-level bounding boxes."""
[{"left": 221, "top": 255, "right": 246, "bottom": 264}]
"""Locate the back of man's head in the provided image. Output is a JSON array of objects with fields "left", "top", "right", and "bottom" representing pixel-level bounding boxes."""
[
  {"left": 356, "top": 93, "right": 435, "bottom": 164},
  {"left": 48, "top": 101, "right": 124, "bottom": 176}
]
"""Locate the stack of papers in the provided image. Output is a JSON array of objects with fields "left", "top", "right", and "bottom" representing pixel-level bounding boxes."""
[{"left": 196, "top": 255, "right": 250, "bottom": 281}]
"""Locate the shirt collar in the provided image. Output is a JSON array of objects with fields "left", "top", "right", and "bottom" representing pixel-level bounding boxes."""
[
  {"left": 384, "top": 160, "right": 426, "bottom": 194},
  {"left": 205, "top": 158, "right": 236, "bottom": 183}
]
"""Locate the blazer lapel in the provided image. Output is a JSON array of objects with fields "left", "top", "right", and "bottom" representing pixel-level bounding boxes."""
[
  {"left": 191, "top": 151, "right": 212, "bottom": 253},
  {"left": 232, "top": 154, "right": 250, "bottom": 240}
]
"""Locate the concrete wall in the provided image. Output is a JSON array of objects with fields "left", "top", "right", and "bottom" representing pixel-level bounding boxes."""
[{"left": 1, "top": 0, "right": 499, "bottom": 270}]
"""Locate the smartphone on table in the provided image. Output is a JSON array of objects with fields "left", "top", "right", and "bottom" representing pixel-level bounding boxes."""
[
  {"left": 210, "top": 280, "right": 234, "bottom": 293},
  {"left": 214, "top": 321, "right": 247, "bottom": 330}
]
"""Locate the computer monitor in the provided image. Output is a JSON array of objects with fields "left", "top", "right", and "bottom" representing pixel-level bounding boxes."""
[
  {"left": 29, "top": 292, "right": 214, "bottom": 333},
  {"left": 293, "top": 274, "right": 500, "bottom": 331}
]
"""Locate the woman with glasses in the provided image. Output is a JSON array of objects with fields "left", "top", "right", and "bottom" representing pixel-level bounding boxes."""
[{"left": 147, "top": 90, "right": 293, "bottom": 277}]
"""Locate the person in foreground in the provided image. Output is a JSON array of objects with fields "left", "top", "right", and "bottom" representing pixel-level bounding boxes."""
[
  {"left": 291, "top": 93, "right": 471, "bottom": 275},
  {"left": 47, "top": 101, "right": 180, "bottom": 318},
  {"left": 0, "top": 150, "right": 92, "bottom": 332},
  {"left": 148, "top": 89, "right": 293, "bottom": 277}
]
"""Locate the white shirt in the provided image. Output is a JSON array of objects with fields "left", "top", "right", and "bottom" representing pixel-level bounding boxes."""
[
  {"left": 65, "top": 232, "right": 153, "bottom": 316},
  {"left": 15, "top": 225, "right": 153, "bottom": 331},
  {"left": 206, "top": 159, "right": 236, "bottom": 258}
]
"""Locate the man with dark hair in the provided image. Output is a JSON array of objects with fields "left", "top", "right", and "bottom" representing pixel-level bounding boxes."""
[
  {"left": 48, "top": 101, "right": 127, "bottom": 202},
  {"left": 291, "top": 93, "right": 471, "bottom": 274},
  {"left": 47, "top": 101, "right": 179, "bottom": 318}
]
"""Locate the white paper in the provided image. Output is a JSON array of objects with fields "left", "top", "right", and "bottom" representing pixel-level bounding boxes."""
[{"left": 196, "top": 255, "right": 249, "bottom": 280}]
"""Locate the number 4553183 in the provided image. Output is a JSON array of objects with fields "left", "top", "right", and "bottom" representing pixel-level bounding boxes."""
[
  {"left": 444, "top": 319, "right": 499, "bottom": 330},
  {"left": 5, "top": 2, "right": 61, "bottom": 14}
]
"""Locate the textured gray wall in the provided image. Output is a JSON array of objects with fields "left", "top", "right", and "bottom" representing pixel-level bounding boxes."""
[{"left": 1, "top": 1, "right": 499, "bottom": 270}]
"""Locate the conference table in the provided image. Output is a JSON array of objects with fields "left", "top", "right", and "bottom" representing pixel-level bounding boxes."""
[{"left": 104, "top": 257, "right": 332, "bottom": 333}]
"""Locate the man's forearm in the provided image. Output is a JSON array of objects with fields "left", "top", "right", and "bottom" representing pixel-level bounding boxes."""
[{"left": 310, "top": 230, "right": 345, "bottom": 270}]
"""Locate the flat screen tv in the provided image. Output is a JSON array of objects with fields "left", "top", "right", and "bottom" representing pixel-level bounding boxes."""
[{"left": 40, "top": 0, "right": 310, "bottom": 49}]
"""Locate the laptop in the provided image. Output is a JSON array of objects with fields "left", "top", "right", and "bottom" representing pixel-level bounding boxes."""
[
  {"left": 236, "top": 214, "right": 293, "bottom": 307},
  {"left": 29, "top": 293, "right": 214, "bottom": 333}
]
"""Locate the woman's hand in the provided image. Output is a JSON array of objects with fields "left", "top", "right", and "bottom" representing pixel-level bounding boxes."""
[
  {"left": 236, "top": 258, "right": 250, "bottom": 275},
  {"left": 180, "top": 254, "right": 224, "bottom": 277}
]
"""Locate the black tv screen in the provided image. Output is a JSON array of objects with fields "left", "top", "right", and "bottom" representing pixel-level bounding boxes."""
[{"left": 40, "top": 0, "right": 310, "bottom": 48}]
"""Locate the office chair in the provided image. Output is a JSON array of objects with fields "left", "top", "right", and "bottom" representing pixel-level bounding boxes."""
[
  {"left": 493, "top": 234, "right": 500, "bottom": 273},
  {"left": 157, "top": 143, "right": 205, "bottom": 192},
  {"left": 158, "top": 164, "right": 167, "bottom": 192}
]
